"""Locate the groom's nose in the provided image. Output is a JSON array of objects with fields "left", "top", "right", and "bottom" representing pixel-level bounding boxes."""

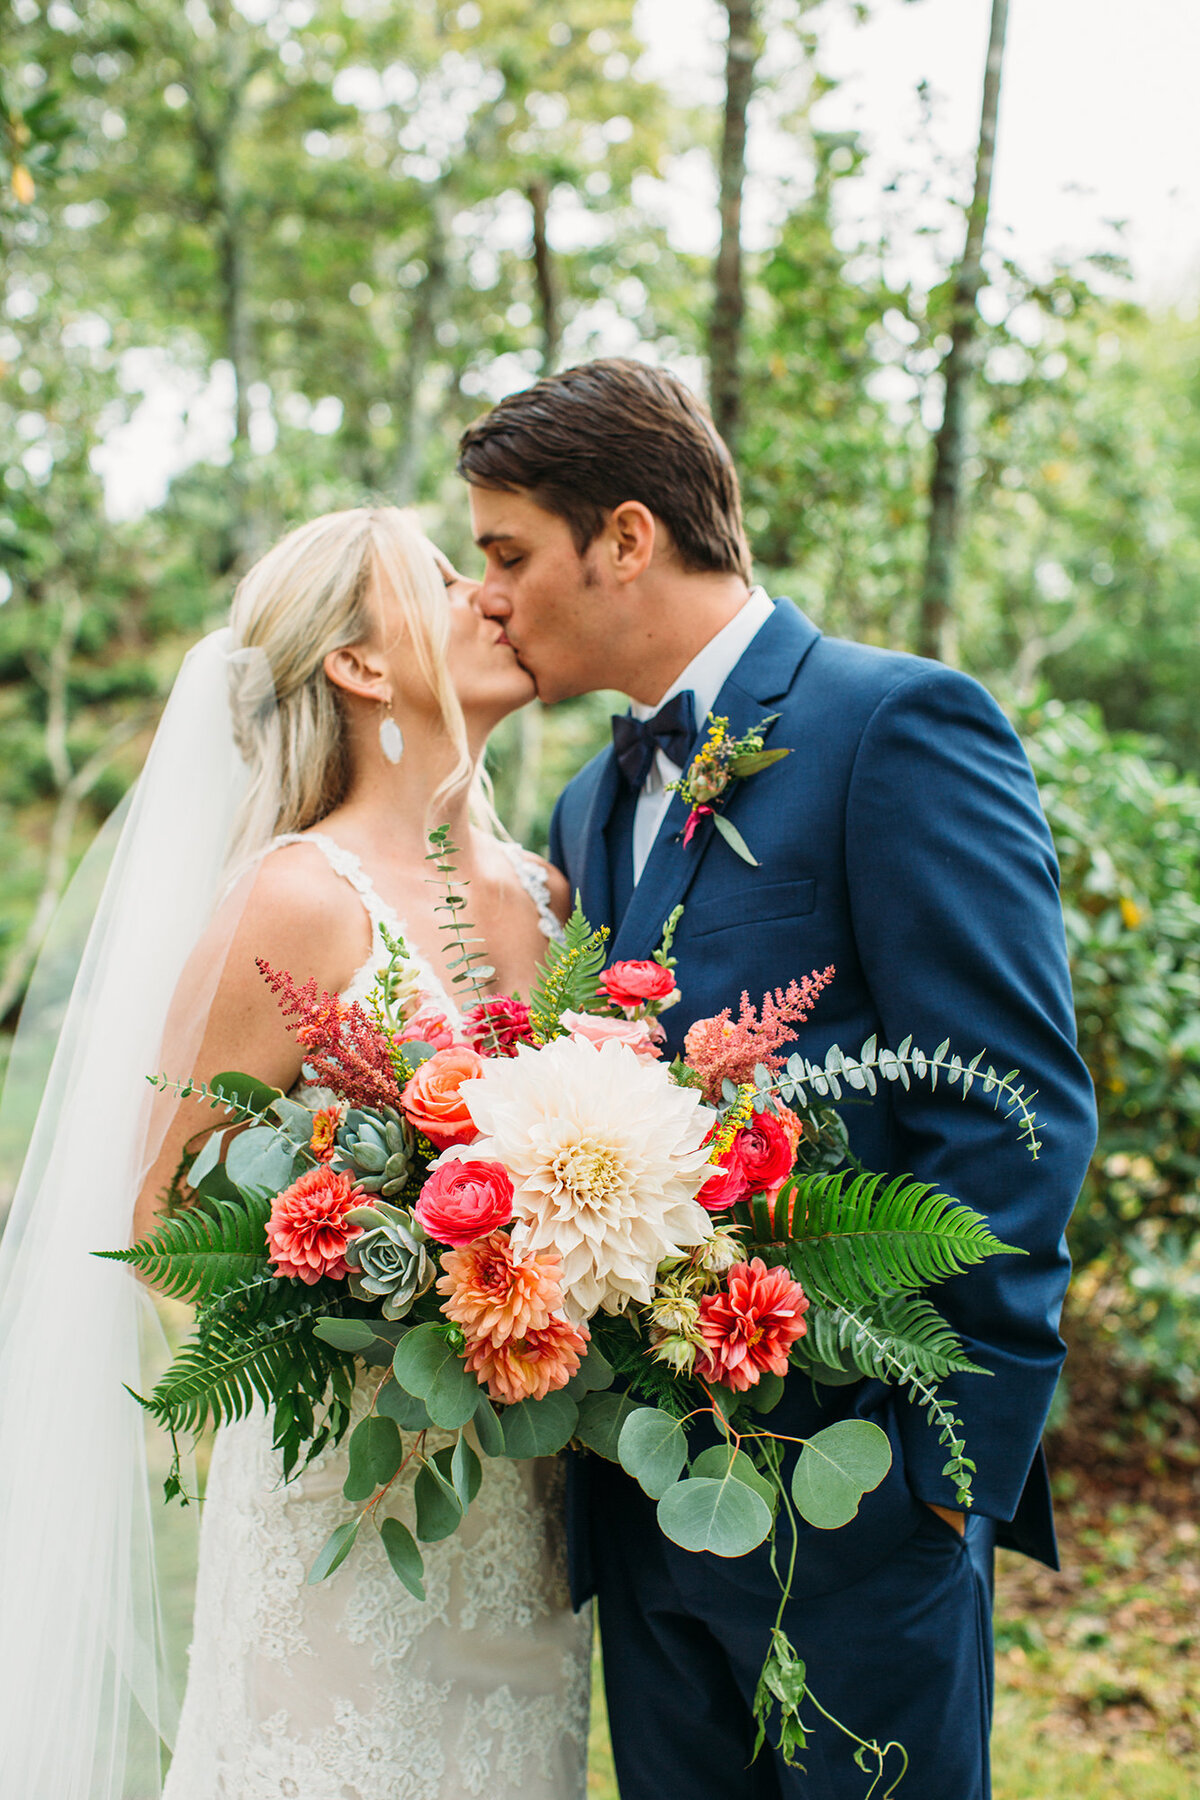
[{"left": 474, "top": 573, "right": 510, "bottom": 621}]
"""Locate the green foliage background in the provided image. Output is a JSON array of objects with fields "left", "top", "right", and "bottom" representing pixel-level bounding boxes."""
[{"left": 1, "top": 0, "right": 1198, "bottom": 1404}]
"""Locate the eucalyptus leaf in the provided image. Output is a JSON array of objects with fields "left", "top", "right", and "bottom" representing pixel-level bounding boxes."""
[
  {"left": 689, "top": 1445, "right": 777, "bottom": 1510},
  {"left": 791, "top": 1419, "right": 892, "bottom": 1530},
  {"left": 711, "top": 812, "right": 759, "bottom": 866},
  {"left": 187, "top": 1126, "right": 228, "bottom": 1189},
  {"left": 657, "top": 1474, "right": 773, "bottom": 1557},
  {"left": 501, "top": 1390, "right": 579, "bottom": 1459},
  {"left": 375, "top": 1379, "right": 434, "bottom": 1432},
  {"left": 225, "top": 1125, "right": 299, "bottom": 1199},
  {"left": 573, "top": 1391, "right": 640, "bottom": 1461},
  {"left": 617, "top": 1406, "right": 690, "bottom": 1499},
  {"left": 307, "top": 1517, "right": 360, "bottom": 1584},
  {"left": 564, "top": 1343, "right": 616, "bottom": 1399},
  {"left": 413, "top": 1460, "right": 463, "bottom": 1542},
  {"left": 211, "top": 1070, "right": 284, "bottom": 1115},
  {"left": 473, "top": 1395, "right": 505, "bottom": 1457},
  {"left": 449, "top": 1435, "right": 483, "bottom": 1509},
  {"left": 379, "top": 1517, "right": 425, "bottom": 1601},
  {"left": 746, "top": 1371, "right": 785, "bottom": 1415},
  {"left": 312, "top": 1317, "right": 379, "bottom": 1353},
  {"left": 391, "top": 1323, "right": 480, "bottom": 1429}
]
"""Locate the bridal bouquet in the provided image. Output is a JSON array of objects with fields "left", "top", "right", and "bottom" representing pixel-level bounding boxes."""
[{"left": 106, "top": 830, "right": 1040, "bottom": 1782}]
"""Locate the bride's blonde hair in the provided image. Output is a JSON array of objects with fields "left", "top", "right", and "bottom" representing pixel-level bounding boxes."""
[{"left": 225, "top": 506, "right": 485, "bottom": 867}]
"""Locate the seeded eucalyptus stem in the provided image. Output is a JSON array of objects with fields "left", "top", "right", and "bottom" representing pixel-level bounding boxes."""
[{"left": 424, "top": 825, "right": 500, "bottom": 1047}]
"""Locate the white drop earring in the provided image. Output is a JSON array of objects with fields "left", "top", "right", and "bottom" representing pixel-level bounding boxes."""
[{"left": 379, "top": 702, "right": 404, "bottom": 765}]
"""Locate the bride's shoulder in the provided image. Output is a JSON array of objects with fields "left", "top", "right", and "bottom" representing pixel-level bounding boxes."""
[{"left": 223, "top": 836, "right": 369, "bottom": 981}]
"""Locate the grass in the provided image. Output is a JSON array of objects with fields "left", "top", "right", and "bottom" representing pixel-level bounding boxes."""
[{"left": 584, "top": 1501, "right": 1200, "bottom": 1799}]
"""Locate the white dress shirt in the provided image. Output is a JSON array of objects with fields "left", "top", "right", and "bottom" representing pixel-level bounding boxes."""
[{"left": 629, "top": 586, "right": 775, "bottom": 882}]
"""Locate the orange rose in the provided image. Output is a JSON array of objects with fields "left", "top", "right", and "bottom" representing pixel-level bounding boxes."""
[{"left": 400, "top": 1046, "right": 485, "bottom": 1148}]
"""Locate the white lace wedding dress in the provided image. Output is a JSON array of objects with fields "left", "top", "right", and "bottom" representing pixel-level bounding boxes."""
[{"left": 162, "top": 835, "right": 592, "bottom": 1800}]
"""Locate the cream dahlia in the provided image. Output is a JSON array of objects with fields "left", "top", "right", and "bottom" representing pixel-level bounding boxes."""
[{"left": 435, "top": 1034, "right": 718, "bottom": 1320}]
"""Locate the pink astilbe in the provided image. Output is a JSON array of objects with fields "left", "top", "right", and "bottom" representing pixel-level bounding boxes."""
[
  {"left": 257, "top": 958, "right": 401, "bottom": 1111},
  {"left": 683, "top": 967, "right": 836, "bottom": 1103}
]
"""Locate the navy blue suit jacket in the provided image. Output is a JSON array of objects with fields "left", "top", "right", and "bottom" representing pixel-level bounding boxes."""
[{"left": 550, "top": 600, "right": 1097, "bottom": 1593}]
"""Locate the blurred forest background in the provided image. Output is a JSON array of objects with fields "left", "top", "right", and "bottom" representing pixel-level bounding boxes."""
[{"left": 1, "top": 0, "right": 1197, "bottom": 1788}]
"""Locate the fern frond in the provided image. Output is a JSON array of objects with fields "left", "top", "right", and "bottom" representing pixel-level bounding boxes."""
[
  {"left": 529, "top": 898, "right": 610, "bottom": 1043},
  {"left": 136, "top": 1301, "right": 345, "bottom": 1436},
  {"left": 744, "top": 1168, "right": 1020, "bottom": 1310},
  {"left": 798, "top": 1292, "right": 987, "bottom": 1386},
  {"left": 97, "top": 1194, "right": 272, "bottom": 1303},
  {"left": 195, "top": 1272, "right": 292, "bottom": 1337}
]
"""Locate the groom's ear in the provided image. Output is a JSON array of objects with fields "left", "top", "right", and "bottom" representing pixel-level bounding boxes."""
[{"left": 603, "top": 501, "right": 657, "bottom": 586}]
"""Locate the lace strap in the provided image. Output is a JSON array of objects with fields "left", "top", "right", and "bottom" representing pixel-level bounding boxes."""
[
  {"left": 265, "top": 832, "right": 398, "bottom": 929},
  {"left": 499, "top": 840, "right": 564, "bottom": 943}
]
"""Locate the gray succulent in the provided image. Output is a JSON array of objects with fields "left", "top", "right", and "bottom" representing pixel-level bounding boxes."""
[
  {"left": 344, "top": 1202, "right": 436, "bottom": 1320},
  {"left": 336, "top": 1107, "right": 413, "bottom": 1195}
]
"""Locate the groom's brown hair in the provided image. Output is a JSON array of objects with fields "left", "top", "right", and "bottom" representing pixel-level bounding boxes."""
[{"left": 457, "top": 358, "right": 753, "bottom": 583}]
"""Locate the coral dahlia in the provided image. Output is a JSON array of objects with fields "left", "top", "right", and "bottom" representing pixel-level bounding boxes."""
[
  {"left": 464, "top": 1315, "right": 590, "bottom": 1404},
  {"left": 695, "top": 1257, "right": 810, "bottom": 1392},
  {"left": 437, "top": 1231, "right": 564, "bottom": 1344},
  {"left": 439, "top": 1034, "right": 717, "bottom": 1321},
  {"left": 265, "top": 1166, "right": 363, "bottom": 1284}
]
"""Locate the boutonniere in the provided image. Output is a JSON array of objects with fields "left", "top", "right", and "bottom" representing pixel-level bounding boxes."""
[{"left": 666, "top": 713, "right": 791, "bottom": 866}]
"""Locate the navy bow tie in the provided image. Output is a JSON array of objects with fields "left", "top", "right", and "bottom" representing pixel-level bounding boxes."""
[{"left": 611, "top": 690, "right": 697, "bottom": 790}]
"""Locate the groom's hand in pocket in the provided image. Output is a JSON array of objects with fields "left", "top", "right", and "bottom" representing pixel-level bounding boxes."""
[{"left": 926, "top": 1503, "right": 966, "bottom": 1536}]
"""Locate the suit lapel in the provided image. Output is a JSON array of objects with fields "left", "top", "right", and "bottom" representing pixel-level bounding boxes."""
[
  {"left": 574, "top": 749, "right": 622, "bottom": 931},
  {"left": 609, "top": 601, "right": 821, "bottom": 961}
]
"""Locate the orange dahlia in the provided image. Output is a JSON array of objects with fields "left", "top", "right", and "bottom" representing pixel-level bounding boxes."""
[
  {"left": 464, "top": 1315, "right": 590, "bottom": 1405},
  {"left": 437, "top": 1231, "right": 563, "bottom": 1343},
  {"left": 695, "top": 1256, "right": 809, "bottom": 1392}
]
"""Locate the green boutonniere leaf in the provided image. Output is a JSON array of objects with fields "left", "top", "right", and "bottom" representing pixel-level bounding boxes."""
[{"left": 728, "top": 747, "right": 791, "bottom": 778}]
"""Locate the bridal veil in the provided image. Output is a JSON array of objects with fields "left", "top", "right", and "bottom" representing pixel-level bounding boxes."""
[{"left": 0, "top": 628, "right": 277, "bottom": 1800}]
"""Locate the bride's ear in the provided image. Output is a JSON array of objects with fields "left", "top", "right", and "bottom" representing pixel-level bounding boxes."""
[{"left": 323, "top": 641, "right": 390, "bottom": 703}]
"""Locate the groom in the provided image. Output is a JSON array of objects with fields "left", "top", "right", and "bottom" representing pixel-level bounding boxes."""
[{"left": 458, "top": 359, "right": 1096, "bottom": 1799}]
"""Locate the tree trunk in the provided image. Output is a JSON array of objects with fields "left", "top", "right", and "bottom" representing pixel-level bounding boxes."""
[
  {"left": 709, "top": 0, "right": 758, "bottom": 451},
  {"left": 528, "top": 177, "right": 560, "bottom": 375},
  {"left": 394, "top": 191, "right": 451, "bottom": 505},
  {"left": 916, "top": 0, "right": 1009, "bottom": 662}
]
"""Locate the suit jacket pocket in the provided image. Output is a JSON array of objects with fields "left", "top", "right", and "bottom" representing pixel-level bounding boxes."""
[{"left": 684, "top": 877, "right": 816, "bottom": 939}]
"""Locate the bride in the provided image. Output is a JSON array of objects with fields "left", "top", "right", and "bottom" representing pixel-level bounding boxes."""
[{"left": 0, "top": 508, "right": 591, "bottom": 1800}]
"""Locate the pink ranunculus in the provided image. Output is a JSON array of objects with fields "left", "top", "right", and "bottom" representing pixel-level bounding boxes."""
[
  {"left": 400, "top": 1046, "right": 486, "bottom": 1148},
  {"left": 415, "top": 1160, "right": 514, "bottom": 1248},
  {"left": 599, "top": 960, "right": 681, "bottom": 1014},
  {"left": 695, "top": 1257, "right": 810, "bottom": 1392},
  {"left": 559, "top": 1009, "right": 663, "bottom": 1060},
  {"left": 397, "top": 1006, "right": 457, "bottom": 1052},
  {"left": 265, "top": 1166, "right": 363, "bottom": 1284}
]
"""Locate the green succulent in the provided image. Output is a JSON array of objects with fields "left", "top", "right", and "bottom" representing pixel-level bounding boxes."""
[
  {"left": 343, "top": 1202, "right": 436, "bottom": 1320},
  {"left": 335, "top": 1107, "right": 413, "bottom": 1195}
]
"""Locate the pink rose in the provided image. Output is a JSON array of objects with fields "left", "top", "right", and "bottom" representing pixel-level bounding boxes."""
[
  {"left": 559, "top": 1009, "right": 663, "bottom": 1060},
  {"left": 599, "top": 960, "right": 680, "bottom": 1014},
  {"left": 415, "top": 1159, "right": 515, "bottom": 1248},
  {"left": 400, "top": 1046, "right": 486, "bottom": 1148}
]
